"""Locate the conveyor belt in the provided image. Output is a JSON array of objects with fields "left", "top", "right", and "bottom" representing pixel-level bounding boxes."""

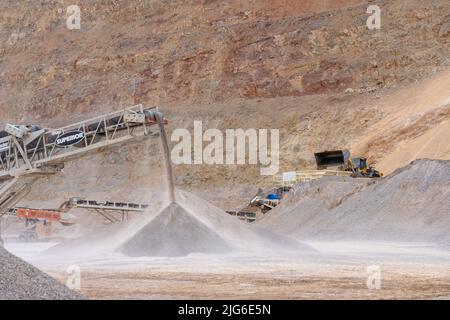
[
  {"left": 0, "top": 105, "right": 166, "bottom": 180},
  {"left": 64, "top": 198, "right": 148, "bottom": 212}
]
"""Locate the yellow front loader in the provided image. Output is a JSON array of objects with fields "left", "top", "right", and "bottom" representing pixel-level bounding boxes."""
[{"left": 314, "top": 150, "right": 383, "bottom": 178}]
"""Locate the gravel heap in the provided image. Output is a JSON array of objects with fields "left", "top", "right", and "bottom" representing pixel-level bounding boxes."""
[
  {"left": 259, "top": 175, "right": 370, "bottom": 235},
  {"left": 43, "top": 190, "right": 312, "bottom": 259},
  {"left": 120, "top": 203, "right": 232, "bottom": 257},
  {"left": 0, "top": 247, "right": 84, "bottom": 300},
  {"left": 259, "top": 159, "right": 450, "bottom": 244}
]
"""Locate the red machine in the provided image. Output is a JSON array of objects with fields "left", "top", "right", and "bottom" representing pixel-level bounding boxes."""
[{"left": 16, "top": 208, "right": 62, "bottom": 222}]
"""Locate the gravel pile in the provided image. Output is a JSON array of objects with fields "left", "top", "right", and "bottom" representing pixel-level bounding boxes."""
[
  {"left": 259, "top": 176, "right": 370, "bottom": 235},
  {"left": 120, "top": 203, "right": 232, "bottom": 256},
  {"left": 0, "top": 247, "right": 84, "bottom": 300},
  {"left": 43, "top": 190, "right": 313, "bottom": 259},
  {"left": 259, "top": 159, "right": 450, "bottom": 244}
]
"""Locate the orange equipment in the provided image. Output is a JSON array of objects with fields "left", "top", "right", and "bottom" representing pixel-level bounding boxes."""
[{"left": 16, "top": 208, "right": 62, "bottom": 222}]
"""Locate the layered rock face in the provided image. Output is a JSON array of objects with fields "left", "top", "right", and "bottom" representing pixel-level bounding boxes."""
[{"left": 1, "top": 0, "right": 449, "bottom": 123}]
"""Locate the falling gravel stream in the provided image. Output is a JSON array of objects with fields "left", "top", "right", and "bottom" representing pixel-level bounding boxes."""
[{"left": 156, "top": 111, "right": 176, "bottom": 204}]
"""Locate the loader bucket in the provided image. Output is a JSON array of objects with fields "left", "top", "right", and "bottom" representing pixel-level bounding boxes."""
[{"left": 314, "top": 150, "right": 350, "bottom": 169}]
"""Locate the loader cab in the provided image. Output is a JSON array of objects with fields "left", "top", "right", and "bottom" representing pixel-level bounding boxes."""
[{"left": 352, "top": 157, "right": 368, "bottom": 170}]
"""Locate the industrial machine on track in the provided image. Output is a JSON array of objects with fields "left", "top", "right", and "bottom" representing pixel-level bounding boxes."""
[
  {"left": 3, "top": 207, "right": 75, "bottom": 242},
  {"left": 226, "top": 187, "right": 288, "bottom": 222},
  {"left": 0, "top": 104, "right": 167, "bottom": 244},
  {"left": 2, "top": 197, "right": 150, "bottom": 242}
]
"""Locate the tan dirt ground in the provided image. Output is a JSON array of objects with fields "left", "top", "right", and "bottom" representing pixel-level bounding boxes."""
[
  {"left": 7, "top": 241, "right": 450, "bottom": 300},
  {"left": 37, "top": 256, "right": 450, "bottom": 300}
]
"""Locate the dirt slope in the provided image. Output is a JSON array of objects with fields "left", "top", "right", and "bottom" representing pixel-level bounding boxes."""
[{"left": 352, "top": 69, "right": 450, "bottom": 174}]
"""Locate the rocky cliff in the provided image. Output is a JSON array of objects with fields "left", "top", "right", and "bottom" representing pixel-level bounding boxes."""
[{"left": 1, "top": 0, "right": 449, "bottom": 122}]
